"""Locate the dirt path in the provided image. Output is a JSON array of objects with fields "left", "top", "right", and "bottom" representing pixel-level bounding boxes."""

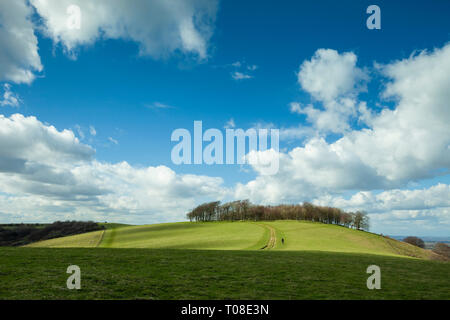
[{"left": 259, "top": 224, "right": 276, "bottom": 249}]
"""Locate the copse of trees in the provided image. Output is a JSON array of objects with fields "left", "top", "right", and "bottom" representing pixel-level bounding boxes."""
[
  {"left": 403, "top": 236, "right": 425, "bottom": 249},
  {"left": 186, "top": 200, "right": 370, "bottom": 231}
]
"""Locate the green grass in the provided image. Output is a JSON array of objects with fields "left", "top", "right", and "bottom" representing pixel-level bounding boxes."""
[
  {"left": 28, "top": 221, "right": 439, "bottom": 260},
  {"left": 0, "top": 247, "right": 448, "bottom": 299},
  {"left": 263, "top": 221, "right": 437, "bottom": 259},
  {"left": 25, "top": 230, "right": 105, "bottom": 248},
  {"left": 4, "top": 220, "right": 448, "bottom": 299},
  {"left": 99, "top": 222, "right": 269, "bottom": 250},
  {"left": 29, "top": 221, "right": 270, "bottom": 250}
]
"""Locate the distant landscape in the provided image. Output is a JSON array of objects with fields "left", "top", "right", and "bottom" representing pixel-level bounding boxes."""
[{"left": 389, "top": 236, "right": 450, "bottom": 250}]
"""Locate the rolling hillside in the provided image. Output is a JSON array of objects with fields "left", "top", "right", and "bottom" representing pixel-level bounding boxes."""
[
  {"left": 27, "top": 221, "right": 440, "bottom": 260},
  {"left": 26, "top": 229, "right": 105, "bottom": 248},
  {"left": 3, "top": 220, "right": 448, "bottom": 299}
]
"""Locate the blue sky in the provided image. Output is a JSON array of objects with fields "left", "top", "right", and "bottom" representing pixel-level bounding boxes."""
[{"left": 0, "top": 0, "right": 449, "bottom": 236}]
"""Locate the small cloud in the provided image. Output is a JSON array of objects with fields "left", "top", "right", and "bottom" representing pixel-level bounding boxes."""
[
  {"left": 0, "top": 84, "right": 21, "bottom": 107},
  {"left": 146, "top": 102, "right": 175, "bottom": 110},
  {"left": 228, "top": 61, "right": 258, "bottom": 80},
  {"left": 108, "top": 137, "right": 118, "bottom": 145},
  {"left": 89, "top": 125, "right": 97, "bottom": 136},
  {"left": 224, "top": 118, "right": 236, "bottom": 129},
  {"left": 74, "top": 124, "right": 85, "bottom": 140},
  {"left": 289, "top": 102, "right": 303, "bottom": 114},
  {"left": 231, "top": 72, "right": 252, "bottom": 80}
]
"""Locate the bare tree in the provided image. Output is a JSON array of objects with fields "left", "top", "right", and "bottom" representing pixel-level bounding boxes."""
[{"left": 352, "top": 211, "right": 370, "bottom": 231}]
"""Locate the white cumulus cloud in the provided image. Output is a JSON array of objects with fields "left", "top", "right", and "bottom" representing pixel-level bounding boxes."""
[
  {"left": 292, "top": 49, "right": 369, "bottom": 134},
  {"left": 238, "top": 44, "right": 450, "bottom": 209},
  {"left": 0, "top": 0, "right": 43, "bottom": 83},
  {"left": 0, "top": 0, "right": 218, "bottom": 85},
  {"left": 30, "top": 0, "right": 218, "bottom": 59},
  {"left": 0, "top": 113, "right": 228, "bottom": 223},
  {"left": 298, "top": 49, "right": 368, "bottom": 101}
]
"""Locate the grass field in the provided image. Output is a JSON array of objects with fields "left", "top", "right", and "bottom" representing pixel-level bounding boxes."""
[
  {"left": 2, "top": 220, "right": 448, "bottom": 299},
  {"left": 0, "top": 248, "right": 449, "bottom": 299}
]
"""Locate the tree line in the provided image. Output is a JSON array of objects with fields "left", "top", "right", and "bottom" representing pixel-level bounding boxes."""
[
  {"left": 186, "top": 200, "right": 370, "bottom": 231},
  {"left": 0, "top": 221, "right": 104, "bottom": 246}
]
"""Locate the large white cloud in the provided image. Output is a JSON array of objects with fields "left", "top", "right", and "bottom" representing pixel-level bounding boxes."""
[
  {"left": 0, "top": 0, "right": 217, "bottom": 85},
  {"left": 298, "top": 49, "right": 367, "bottom": 102},
  {"left": 0, "top": 113, "right": 94, "bottom": 166},
  {"left": 0, "top": 0, "right": 42, "bottom": 83},
  {"left": 291, "top": 49, "right": 369, "bottom": 134},
  {"left": 30, "top": 0, "right": 217, "bottom": 59},
  {"left": 0, "top": 114, "right": 228, "bottom": 223},
  {"left": 0, "top": 113, "right": 96, "bottom": 198},
  {"left": 345, "top": 44, "right": 450, "bottom": 182},
  {"left": 238, "top": 44, "right": 450, "bottom": 206}
]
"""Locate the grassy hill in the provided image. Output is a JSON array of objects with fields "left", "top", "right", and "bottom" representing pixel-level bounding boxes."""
[
  {"left": 26, "top": 230, "right": 105, "bottom": 248},
  {"left": 27, "top": 221, "right": 439, "bottom": 259},
  {"left": 4, "top": 220, "right": 448, "bottom": 299}
]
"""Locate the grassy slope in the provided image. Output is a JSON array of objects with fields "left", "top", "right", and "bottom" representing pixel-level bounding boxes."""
[
  {"left": 25, "top": 223, "right": 128, "bottom": 248},
  {"left": 28, "top": 221, "right": 438, "bottom": 260},
  {"left": 264, "top": 221, "right": 437, "bottom": 259},
  {"left": 0, "top": 248, "right": 448, "bottom": 299},
  {"left": 99, "top": 222, "right": 269, "bottom": 250},
  {"left": 4, "top": 221, "right": 449, "bottom": 299},
  {"left": 28, "top": 221, "right": 269, "bottom": 250},
  {"left": 25, "top": 230, "right": 105, "bottom": 248}
]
